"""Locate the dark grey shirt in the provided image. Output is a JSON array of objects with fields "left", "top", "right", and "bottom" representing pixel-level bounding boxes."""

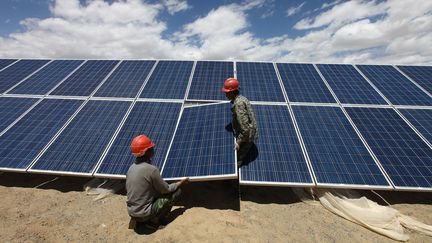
[{"left": 126, "top": 162, "right": 180, "bottom": 218}]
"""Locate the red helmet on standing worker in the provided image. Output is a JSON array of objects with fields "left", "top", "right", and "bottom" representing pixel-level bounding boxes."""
[
  {"left": 222, "top": 78, "right": 240, "bottom": 93},
  {"left": 131, "top": 134, "right": 155, "bottom": 157}
]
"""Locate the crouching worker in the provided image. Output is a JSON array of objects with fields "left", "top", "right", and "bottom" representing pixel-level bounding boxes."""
[{"left": 126, "top": 134, "right": 189, "bottom": 230}]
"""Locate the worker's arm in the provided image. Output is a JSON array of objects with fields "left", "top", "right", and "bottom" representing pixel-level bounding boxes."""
[
  {"left": 234, "top": 101, "right": 250, "bottom": 145},
  {"left": 151, "top": 169, "right": 181, "bottom": 194}
]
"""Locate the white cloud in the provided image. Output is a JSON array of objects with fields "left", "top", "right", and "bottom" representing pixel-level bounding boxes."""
[
  {"left": 294, "top": 1, "right": 387, "bottom": 30},
  {"left": 162, "top": 0, "right": 189, "bottom": 15},
  {"left": 286, "top": 2, "right": 305, "bottom": 17},
  {"left": 0, "top": 0, "right": 431, "bottom": 65}
]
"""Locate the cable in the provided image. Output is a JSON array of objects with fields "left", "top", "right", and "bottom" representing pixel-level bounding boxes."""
[
  {"left": 371, "top": 190, "right": 392, "bottom": 207},
  {"left": 34, "top": 177, "right": 59, "bottom": 188}
]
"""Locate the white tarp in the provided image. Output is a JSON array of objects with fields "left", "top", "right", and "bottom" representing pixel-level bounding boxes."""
[
  {"left": 84, "top": 178, "right": 124, "bottom": 201},
  {"left": 293, "top": 188, "right": 432, "bottom": 241}
]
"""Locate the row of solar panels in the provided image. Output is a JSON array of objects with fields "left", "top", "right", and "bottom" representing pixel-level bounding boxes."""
[
  {"left": 0, "top": 59, "right": 431, "bottom": 106},
  {"left": 0, "top": 96, "right": 431, "bottom": 191},
  {"left": 0, "top": 59, "right": 431, "bottom": 192}
]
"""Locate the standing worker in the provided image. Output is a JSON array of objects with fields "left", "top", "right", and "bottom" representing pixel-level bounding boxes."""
[
  {"left": 126, "top": 134, "right": 189, "bottom": 230},
  {"left": 222, "top": 77, "right": 258, "bottom": 167}
]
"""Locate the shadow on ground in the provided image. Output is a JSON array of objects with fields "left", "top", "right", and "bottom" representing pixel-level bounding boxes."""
[
  {"left": 0, "top": 172, "right": 90, "bottom": 192},
  {"left": 240, "top": 185, "right": 301, "bottom": 205},
  {"left": 1, "top": 172, "right": 431, "bottom": 209}
]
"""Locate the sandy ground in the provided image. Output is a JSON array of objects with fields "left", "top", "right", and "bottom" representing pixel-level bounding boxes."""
[{"left": 1, "top": 172, "right": 431, "bottom": 243}]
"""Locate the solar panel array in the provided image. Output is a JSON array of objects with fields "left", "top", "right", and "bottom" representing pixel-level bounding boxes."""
[{"left": 0, "top": 59, "right": 431, "bottom": 191}]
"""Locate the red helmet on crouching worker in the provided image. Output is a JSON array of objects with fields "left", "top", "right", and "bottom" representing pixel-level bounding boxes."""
[
  {"left": 131, "top": 134, "right": 155, "bottom": 157},
  {"left": 222, "top": 78, "right": 240, "bottom": 93}
]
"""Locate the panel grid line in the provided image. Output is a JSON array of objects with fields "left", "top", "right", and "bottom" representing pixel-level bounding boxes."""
[
  {"left": 0, "top": 99, "right": 83, "bottom": 170},
  {"left": 0, "top": 98, "right": 42, "bottom": 138},
  {"left": 316, "top": 64, "right": 387, "bottom": 105},
  {"left": 273, "top": 63, "right": 317, "bottom": 184},
  {"left": 393, "top": 65, "right": 432, "bottom": 97},
  {"left": 0, "top": 59, "right": 19, "bottom": 72},
  {"left": 29, "top": 100, "right": 131, "bottom": 174},
  {"left": 8, "top": 60, "right": 84, "bottom": 95},
  {"left": 346, "top": 107, "right": 432, "bottom": 189},
  {"left": 356, "top": 65, "right": 432, "bottom": 106},
  {"left": 396, "top": 65, "right": 432, "bottom": 94},
  {"left": 0, "top": 59, "right": 50, "bottom": 93},
  {"left": 277, "top": 63, "right": 336, "bottom": 103},
  {"left": 4, "top": 60, "right": 54, "bottom": 94}
]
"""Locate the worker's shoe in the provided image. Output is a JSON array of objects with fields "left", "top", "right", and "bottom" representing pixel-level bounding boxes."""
[
  {"left": 143, "top": 221, "right": 165, "bottom": 230},
  {"left": 128, "top": 218, "right": 136, "bottom": 230}
]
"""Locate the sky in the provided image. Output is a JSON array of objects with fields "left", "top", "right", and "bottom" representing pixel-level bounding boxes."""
[{"left": 0, "top": 0, "right": 431, "bottom": 64}]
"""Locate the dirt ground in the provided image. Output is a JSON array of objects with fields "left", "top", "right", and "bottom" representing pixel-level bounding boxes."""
[{"left": 0, "top": 172, "right": 431, "bottom": 242}]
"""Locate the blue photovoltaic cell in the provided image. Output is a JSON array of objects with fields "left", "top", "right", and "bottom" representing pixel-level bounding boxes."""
[
  {"left": 357, "top": 65, "right": 432, "bottom": 106},
  {"left": 0, "top": 97, "right": 38, "bottom": 132},
  {"left": 317, "top": 64, "right": 387, "bottom": 105},
  {"left": 240, "top": 105, "right": 312, "bottom": 184},
  {"left": 140, "top": 61, "right": 193, "bottom": 99},
  {"left": 277, "top": 63, "right": 336, "bottom": 103},
  {"left": 162, "top": 103, "right": 236, "bottom": 179},
  {"left": 0, "top": 99, "right": 82, "bottom": 169},
  {"left": 399, "top": 109, "right": 432, "bottom": 144},
  {"left": 397, "top": 65, "right": 432, "bottom": 94},
  {"left": 0, "top": 59, "right": 17, "bottom": 70},
  {"left": 9, "top": 60, "right": 84, "bottom": 95},
  {"left": 293, "top": 105, "right": 389, "bottom": 186},
  {"left": 94, "top": 60, "right": 156, "bottom": 98},
  {"left": 0, "top": 59, "right": 49, "bottom": 93},
  {"left": 187, "top": 61, "right": 234, "bottom": 101},
  {"left": 50, "top": 60, "right": 119, "bottom": 96},
  {"left": 30, "top": 100, "right": 130, "bottom": 174},
  {"left": 236, "top": 62, "right": 285, "bottom": 102},
  {"left": 346, "top": 107, "right": 432, "bottom": 189},
  {"left": 96, "top": 102, "right": 181, "bottom": 176}
]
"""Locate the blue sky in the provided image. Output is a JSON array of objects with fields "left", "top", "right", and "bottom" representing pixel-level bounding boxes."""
[{"left": 0, "top": 0, "right": 431, "bottom": 64}]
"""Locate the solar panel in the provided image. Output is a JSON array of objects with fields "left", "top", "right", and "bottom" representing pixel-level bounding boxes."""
[
  {"left": 357, "top": 65, "right": 432, "bottom": 106},
  {"left": 276, "top": 63, "right": 336, "bottom": 103},
  {"left": 94, "top": 60, "right": 156, "bottom": 98},
  {"left": 317, "top": 64, "right": 387, "bottom": 105},
  {"left": 293, "top": 105, "right": 390, "bottom": 188},
  {"left": 398, "top": 108, "right": 432, "bottom": 144},
  {"left": 397, "top": 65, "right": 432, "bottom": 94},
  {"left": 0, "top": 59, "right": 17, "bottom": 70},
  {"left": 0, "top": 99, "right": 82, "bottom": 170},
  {"left": 0, "top": 59, "right": 49, "bottom": 93},
  {"left": 95, "top": 102, "right": 181, "bottom": 177},
  {"left": 346, "top": 107, "right": 432, "bottom": 189},
  {"left": 236, "top": 62, "right": 285, "bottom": 102},
  {"left": 162, "top": 103, "right": 236, "bottom": 180},
  {"left": 0, "top": 97, "right": 38, "bottom": 132},
  {"left": 187, "top": 61, "right": 234, "bottom": 101},
  {"left": 8, "top": 60, "right": 84, "bottom": 95},
  {"left": 240, "top": 105, "right": 313, "bottom": 185},
  {"left": 29, "top": 100, "right": 131, "bottom": 174},
  {"left": 50, "top": 60, "right": 119, "bottom": 96},
  {"left": 140, "top": 61, "right": 193, "bottom": 100}
]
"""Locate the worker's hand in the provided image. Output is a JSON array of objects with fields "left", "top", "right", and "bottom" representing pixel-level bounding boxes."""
[
  {"left": 234, "top": 142, "right": 240, "bottom": 151},
  {"left": 180, "top": 177, "right": 189, "bottom": 185}
]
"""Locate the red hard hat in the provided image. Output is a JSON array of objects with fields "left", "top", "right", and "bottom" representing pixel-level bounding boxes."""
[
  {"left": 131, "top": 134, "right": 155, "bottom": 157},
  {"left": 222, "top": 78, "right": 240, "bottom": 93}
]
